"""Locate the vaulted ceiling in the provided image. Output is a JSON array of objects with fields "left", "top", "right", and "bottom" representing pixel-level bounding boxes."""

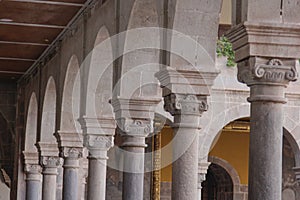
[{"left": 0, "top": 0, "right": 88, "bottom": 80}]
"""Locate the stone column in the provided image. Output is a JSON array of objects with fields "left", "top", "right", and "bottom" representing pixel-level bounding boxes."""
[
  {"left": 55, "top": 131, "right": 83, "bottom": 200},
  {"left": 78, "top": 153, "right": 88, "bottom": 200},
  {"left": 23, "top": 152, "right": 42, "bottom": 200},
  {"left": 197, "top": 162, "right": 210, "bottom": 200},
  {"left": 156, "top": 67, "right": 219, "bottom": 200},
  {"left": 111, "top": 98, "right": 160, "bottom": 200},
  {"left": 80, "top": 117, "right": 116, "bottom": 200},
  {"left": 41, "top": 156, "right": 61, "bottom": 200},
  {"left": 164, "top": 94, "right": 208, "bottom": 200},
  {"left": 37, "top": 142, "right": 60, "bottom": 200},
  {"left": 237, "top": 57, "right": 298, "bottom": 200}
]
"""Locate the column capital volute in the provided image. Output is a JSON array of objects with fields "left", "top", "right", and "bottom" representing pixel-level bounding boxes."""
[
  {"left": 40, "top": 156, "right": 62, "bottom": 168},
  {"left": 84, "top": 134, "right": 114, "bottom": 151},
  {"left": 164, "top": 93, "right": 208, "bottom": 116},
  {"left": 60, "top": 147, "right": 83, "bottom": 159},
  {"left": 24, "top": 164, "right": 42, "bottom": 174},
  {"left": 238, "top": 57, "right": 298, "bottom": 86},
  {"left": 237, "top": 57, "right": 298, "bottom": 103},
  {"left": 117, "top": 118, "right": 153, "bottom": 137}
]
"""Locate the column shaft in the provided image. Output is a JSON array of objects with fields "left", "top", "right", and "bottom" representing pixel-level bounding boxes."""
[
  {"left": 26, "top": 173, "right": 41, "bottom": 200},
  {"left": 122, "top": 146, "right": 145, "bottom": 200},
  {"left": 248, "top": 101, "right": 283, "bottom": 200},
  {"left": 42, "top": 167, "right": 58, "bottom": 200},
  {"left": 172, "top": 126, "right": 198, "bottom": 200},
  {"left": 87, "top": 156, "right": 107, "bottom": 200},
  {"left": 63, "top": 158, "right": 80, "bottom": 200}
]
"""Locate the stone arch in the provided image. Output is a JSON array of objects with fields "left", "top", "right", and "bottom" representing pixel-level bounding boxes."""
[
  {"left": 208, "top": 156, "right": 241, "bottom": 192},
  {"left": 202, "top": 158, "right": 234, "bottom": 200},
  {"left": 283, "top": 128, "right": 300, "bottom": 167},
  {"left": 60, "top": 55, "right": 80, "bottom": 132},
  {"left": 24, "top": 92, "right": 38, "bottom": 152},
  {"left": 40, "top": 77, "right": 57, "bottom": 142},
  {"left": 199, "top": 104, "right": 250, "bottom": 161}
]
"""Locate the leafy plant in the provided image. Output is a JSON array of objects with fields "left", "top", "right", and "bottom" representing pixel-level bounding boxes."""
[{"left": 216, "top": 36, "right": 236, "bottom": 67}]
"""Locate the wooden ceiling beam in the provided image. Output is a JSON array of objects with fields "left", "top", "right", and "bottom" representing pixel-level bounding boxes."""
[
  {"left": 0, "top": 57, "right": 36, "bottom": 62},
  {"left": 0, "top": 71, "right": 25, "bottom": 75},
  {"left": 0, "top": 41, "right": 49, "bottom": 47},
  {"left": 5, "top": 0, "right": 84, "bottom": 7},
  {"left": 0, "top": 21, "right": 65, "bottom": 29}
]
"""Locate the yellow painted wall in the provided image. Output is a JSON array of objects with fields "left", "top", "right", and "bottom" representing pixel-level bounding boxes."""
[
  {"left": 160, "top": 127, "right": 173, "bottom": 182},
  {"left": 209, "top": 131, "right": 249, "bottom": 184},
  {"left": 159, "top": 126, "right": 249, "bottom": 185}
]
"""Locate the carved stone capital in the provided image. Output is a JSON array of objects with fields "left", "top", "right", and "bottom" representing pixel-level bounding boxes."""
[
  {"left": 55, "top": 131, "right": 84, "bottom": 159},
  {"left": 24, "top": 164, "right": 42, "bottom": 174},
  {"left": 60, "top": 147, "right": 83, "bottom": 159},
  {"left": 40, "top": 156, "right": 61, "bottom": 168},
  {"left": 164, "top": 93, "right": 208, "bottom": 116},
  {"left": 238, "top": 57, "right": 298, "bottom": 86},
  {"left": 237, "top": 57, "right": 298, "bottom": 103},
  {"left": 117, "top": 118, "right": 153, "bottom": 137},
  {"left": 84, "top": 134, "right": 114, "bottom": 151}
]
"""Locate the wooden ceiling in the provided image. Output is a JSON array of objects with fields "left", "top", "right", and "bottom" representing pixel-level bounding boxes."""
[{"left": 0, "top": 0, "right": 87, "bottom": 80}]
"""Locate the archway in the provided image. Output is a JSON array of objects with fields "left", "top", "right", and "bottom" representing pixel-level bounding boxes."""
[
  {"left": 206, "top": 117, "right": 300, "bottom": 200},
  {"left": 202, "top": 163, "right": 234, "bottom": 200}
]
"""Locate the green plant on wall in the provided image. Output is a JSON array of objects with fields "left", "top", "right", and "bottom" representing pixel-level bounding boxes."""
[{"left": 217, "top": 36, "right": 236, "bottom": 67}]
